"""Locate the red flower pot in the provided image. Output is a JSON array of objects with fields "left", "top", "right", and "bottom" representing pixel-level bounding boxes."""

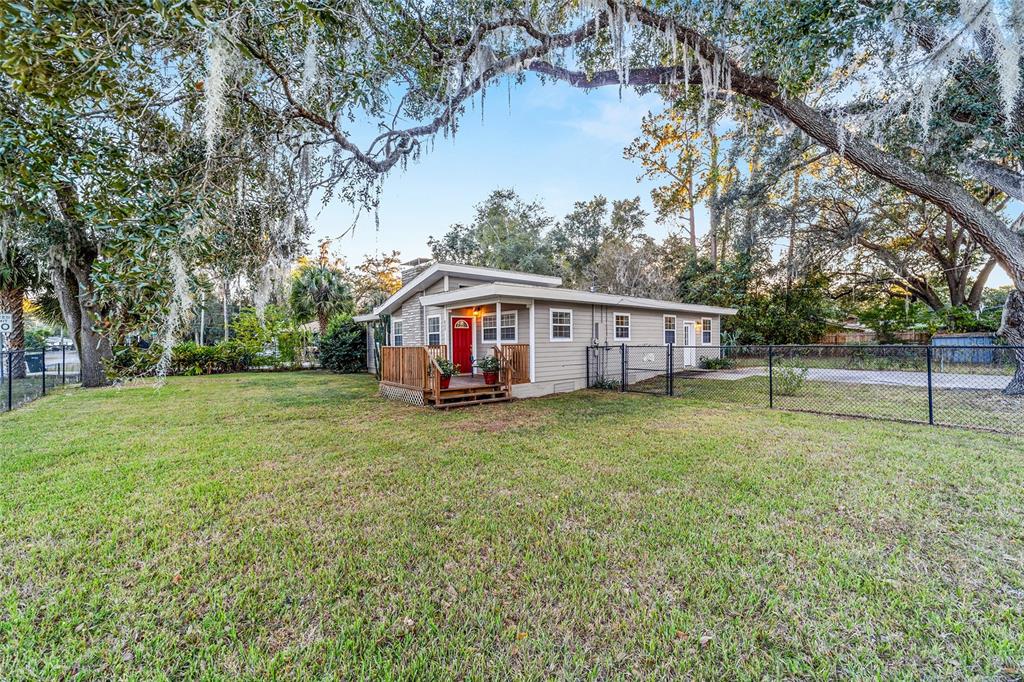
[
  {"left": 483, "top": 371, "right": 499, "bottom": 385},
  {"left": 440, "top": 375, "right": 452, "bottom": 389}
]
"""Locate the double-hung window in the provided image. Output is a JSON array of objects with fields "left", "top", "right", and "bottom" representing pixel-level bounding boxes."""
[
  {"left": 664, "top": 315, "right": 676, "bottom": 345},
  {"left": 500, "top": 311, "right": 517, "bottom": 342},
  {"left": 426, "top": 316, "right": 441, "bottom": 346},
  {"left": 701, "top": 317, "right": 712, "bottom": 345},
  {"left": 392, "top": 319, "right": 403, "bottom": 346},
  {"left": 482, "top": 314, "right": 497, "bottom": 342},
  {"left": 613, "top": 313, "right": 631, "bottom": 341},
  {"left": 550, "top": 309, "right": 573, "bottom": 341}
]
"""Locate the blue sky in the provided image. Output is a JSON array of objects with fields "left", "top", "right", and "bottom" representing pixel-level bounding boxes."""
[
  {"left": 309, "top": 74, "right": 689, "bottom": 263},
  {"left": 309, "top": 75, "right": 1012, "bottom": 289}
]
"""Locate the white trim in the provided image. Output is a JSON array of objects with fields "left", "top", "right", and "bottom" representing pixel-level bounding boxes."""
[
  {"left": 701, "top": 317, "right": 713, "bottom": 345},
  {"left": 501, "top": 307, "right": 520, "bottom": 339},
  {"left": 353, "top": 312, "right": 377, "bottom": 323},
  {"left": 550, "top": 308, "right": 573, "bottom": 342},
  {"left": 420, "top": 282, "right": 737, "bottom": 316},
  {"left": 479, "top": 306, "right": 519, "bottom": 344},
  {"left": 682, "top": 321, "right": 696, "bottom": 366},
  {"left": 481, "top": 312, "right": 498, "bottom": 342},
  {"left": 391, "top": 317, "right": 404, "bottom": 347},
  {"left": 372, "top": 264, "right": 562, "bottom": 317},
  {"left": 663, "top": 314, "right": 677, "bottom": 345},
  {"left": 529, "top": 301, "right": 536, "bottom": 382},
  {"left": 613, "top": 311, "right": 631, "bottom": 342},
  {"left": 426, "top": 314, "right": 442, "bottom": 346}
]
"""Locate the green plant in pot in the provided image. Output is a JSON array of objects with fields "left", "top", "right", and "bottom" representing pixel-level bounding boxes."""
[
  {"left": 476, "top": 354, "right": 501, "bottom": 385},
  {"left": 434, "top": 358, "right": 460, "bottom": 389}
]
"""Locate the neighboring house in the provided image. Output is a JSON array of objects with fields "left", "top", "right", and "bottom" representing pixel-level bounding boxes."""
[{"left": 355, "top": 261, "right": 737, "bottom": 406}]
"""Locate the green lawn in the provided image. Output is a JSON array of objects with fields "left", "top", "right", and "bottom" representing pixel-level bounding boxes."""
[{"left": 2, "top": 372, "right": 1022, "bottom": 679}]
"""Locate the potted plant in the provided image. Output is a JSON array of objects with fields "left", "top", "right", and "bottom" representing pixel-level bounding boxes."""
[
  {"left": 434, "top": 358, "right": 460, "bottom": 389},
  {"left": 476, "top": 354, "right": 501, "bottom": 385}
]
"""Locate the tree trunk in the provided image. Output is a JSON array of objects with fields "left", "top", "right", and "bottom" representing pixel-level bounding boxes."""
[
  {"left": 998, "top": 290, "right": 1024, "bottom": 396},
  {"left": 318, "top": 311, "right": 329, "bottom": 336},
  {"left": 966, "top": 258, "right": 998, "bottom": 311},
  {"left": 51, "top": 264, "right": 112, "bottom": 388},
  {"left": 222, "top": 277, "right": 230, "bottom": 341},
  {"left": 686, "top": 175, "right": 697, "bottom": 251},
  {"left": 0, "top": 287, "right": 26, "bottom": 379}
]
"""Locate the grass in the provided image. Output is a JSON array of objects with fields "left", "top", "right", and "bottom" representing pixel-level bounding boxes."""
[
  {"left": 2, "top": 374, "right": 72, "bottom": 411},
  {"left": 1, "top": 372, "right": 1023, "bottom": 679},
  {"left": 628, "top": 373, "right": 1024, "bottom": 434}
]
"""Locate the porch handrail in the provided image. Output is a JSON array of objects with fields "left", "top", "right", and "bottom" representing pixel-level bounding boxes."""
[
  {"left": 494, "top": 343, "right": 529, "bottom": 385},
  {"left": 429, "top": 355, "right": 443, "bottom": 403},
  {"left": 493, "top": 345, "right": 514, "bottom": 393}
]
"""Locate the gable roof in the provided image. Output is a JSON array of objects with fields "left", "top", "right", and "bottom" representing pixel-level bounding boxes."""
[
  {"left": 418, "top": 282, "right": 737, "bottom": 316},
  {"left": 357, "top": 263, "right": 562, "bottom": 320}
]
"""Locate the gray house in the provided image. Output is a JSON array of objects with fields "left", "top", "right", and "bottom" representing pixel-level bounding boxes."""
[{"left": 355, "top": 262, "right": 736, "bottom": 407}]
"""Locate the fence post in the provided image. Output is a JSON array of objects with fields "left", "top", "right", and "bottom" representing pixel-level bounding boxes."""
[
  {"left": 7, "top": 352, "right": 12, "bottom": 411},
  {"left": 620, "top": 343, "right": 626, "bottom": 391},
  {"left": 41, "top": 352, "right": 46, "bottom": 396},
  {"left": 666, "top": 343, "right": 673, "bottom": 395},
  {"left": 768, "top": 345, "right": 774, "bottom": 409},
  {"left": 61, "top": 345, "right": 66, "bottom": 384},
  {"left": 585, "top": 345, "right": 591, "bottom": 388},
  {"left": 926, "top": 346, "right": 934, "bottom": 425}
]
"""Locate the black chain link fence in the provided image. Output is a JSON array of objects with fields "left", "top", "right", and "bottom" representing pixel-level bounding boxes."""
[
  {"left": 2, "top": 349, "right": 82, "bottom": 412},
  {"left": 586, "top": 344, "right": 1024, "bottom": 435}
]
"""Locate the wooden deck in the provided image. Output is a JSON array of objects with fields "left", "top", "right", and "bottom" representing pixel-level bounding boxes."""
[{"left": 379, "top": 345, "right": 527, "bottom": 408}]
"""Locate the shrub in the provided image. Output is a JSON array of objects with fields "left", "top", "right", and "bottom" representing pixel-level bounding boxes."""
[
  {"left": 107, "top": 344, "right": 160, "bottom": 379},
  {"left": 320, "top": 314, "right": 365, "bottom": 373},
  {"left": 434, "top": 357, "right": 460, "bottom": 377},
  {"left": 774, "top": 362, "right": 809, "bottom": 396},
  {"left": 590, "top": 377, "right": 620, "bottom": 390},
  {"left": 475, "top": 355, "right": 501, "bottom": 373},
  {"left": 699, "top": 356, "right": 735, "bottom": 370}
]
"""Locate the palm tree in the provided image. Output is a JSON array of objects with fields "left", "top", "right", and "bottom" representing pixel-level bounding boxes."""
[
  {"left": 1, "top": 243, "right": 42, "bottom": 379},
  {"left": 289, "top": 263, "right": 353, "bottom": 336}
]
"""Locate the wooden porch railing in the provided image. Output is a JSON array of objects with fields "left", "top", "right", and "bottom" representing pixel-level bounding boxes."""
[
  {"left": 381, "top": 345, "right": 447, "bottom": 390},
  {"left": 494, "top": 343, "right": 530, "bottom": 385}
]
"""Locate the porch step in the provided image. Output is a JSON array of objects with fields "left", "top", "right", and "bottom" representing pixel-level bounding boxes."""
[{"left": 431, "top": 386, "right": 511, "bottom": 408}]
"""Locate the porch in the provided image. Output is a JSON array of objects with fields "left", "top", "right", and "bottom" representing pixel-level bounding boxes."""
[{"left": 379, "top": 343, "right": 530, "bottom": 408}]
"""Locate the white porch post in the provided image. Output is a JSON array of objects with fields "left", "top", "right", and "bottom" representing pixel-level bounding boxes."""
[
  {"left": 495, "top": 300, "right": 502, "bottom": 351},
  {"left": 443, "top": 305, "right": 450, "bottom": 360},
  {"left": 529, "top": 300, "right": 536, "bottom": 382}
]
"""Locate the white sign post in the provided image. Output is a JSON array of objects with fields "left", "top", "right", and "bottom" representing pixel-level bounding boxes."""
[{"left": 0, "top": 313, "right": 9, "bottom": 379}]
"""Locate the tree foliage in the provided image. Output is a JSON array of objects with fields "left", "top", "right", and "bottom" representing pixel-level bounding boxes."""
[{"left": 289, "top": 264, "right": 354, "bottom": 335}]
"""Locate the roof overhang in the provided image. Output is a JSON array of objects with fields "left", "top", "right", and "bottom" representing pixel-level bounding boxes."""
[
  {"left": 370, "top": 263, "right": 562, "bottom": 317},
  {"left": 419, "top": 283, "right": 738, "bottom": 316},
  {"left": 353, "top": 313, "right": 378, "bottom": 323}
]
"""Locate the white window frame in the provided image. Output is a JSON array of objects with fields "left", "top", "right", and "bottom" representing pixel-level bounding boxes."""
[
  {"left": 550, "top": 308, "right": 573, "bottom": 342},
  {"left": 391, "top": 318, "right": 403, "bottom": 347},
  {"left": 663, "top": 314, "right": 677, "bottom": 345},
  {"left": 499, "top": 310, "right": 518, "bottom": 343},
  {"left": 426, "top": 315, "right": 441, "bottom": 346},
  {"left": 701, "top": 317, "right": 713, "bottom": 345},
  {"left": 613, "top": 312, "right": 631, "bottom": 342},
  {"left": 481, "top": 313, "right": 498, "bottom": 342}
]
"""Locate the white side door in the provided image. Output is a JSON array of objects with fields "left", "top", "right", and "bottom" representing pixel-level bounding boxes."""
[{"left": 682, "top": 322, "right": 696, "bottom": 366}]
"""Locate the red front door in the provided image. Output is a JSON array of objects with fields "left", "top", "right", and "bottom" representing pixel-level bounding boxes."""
[{"left": 451, "top": 317, "right": 473, "bottom": 374}]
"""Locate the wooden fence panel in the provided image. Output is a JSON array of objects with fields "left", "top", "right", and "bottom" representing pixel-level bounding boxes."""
[{"left": 381, "top": 346, "right": 430, "bottom": 389}]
